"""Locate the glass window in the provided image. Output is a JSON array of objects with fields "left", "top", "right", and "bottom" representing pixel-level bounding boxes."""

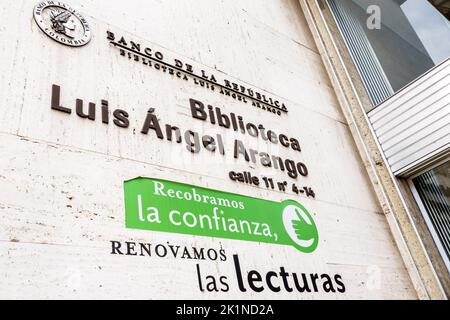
[
  {"left": 328, "top": 0, "right": 450, "bottom": 110},
  {"left": 412, "top": 160, "right": 450, "bottom": 272}
]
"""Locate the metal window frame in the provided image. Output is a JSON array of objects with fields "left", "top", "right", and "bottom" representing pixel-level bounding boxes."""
[{"left": 408, "top": 157, "right": 450, "bottom": 274}]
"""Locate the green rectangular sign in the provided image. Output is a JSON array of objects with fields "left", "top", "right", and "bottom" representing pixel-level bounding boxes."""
[{"left": 124, "top": 177, "right": 319, "bottom": 253}]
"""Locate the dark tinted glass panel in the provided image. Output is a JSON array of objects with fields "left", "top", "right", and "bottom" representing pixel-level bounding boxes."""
[
  {"left": 328, "top": 0, "right": 450, "bottom": 110},
  {"left": 413, "top": 161, "right": 450, "bottom": 265}
]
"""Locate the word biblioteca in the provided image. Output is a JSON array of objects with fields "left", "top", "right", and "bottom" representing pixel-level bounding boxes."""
[{"left": 49, "top": 84, "right": 309, "bottom": 180}]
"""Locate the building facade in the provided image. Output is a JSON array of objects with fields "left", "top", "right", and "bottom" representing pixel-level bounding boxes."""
[{"left": 0, "top": 0, "right": 448, "bottom": 299}]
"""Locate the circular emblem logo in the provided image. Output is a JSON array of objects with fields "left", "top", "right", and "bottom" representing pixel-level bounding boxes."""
[
  {"left": 33, "top": 1, "right": 92, "bottom": 47},
  {"left": 282, "top": 201, "right": 319, "bottom": 253}
]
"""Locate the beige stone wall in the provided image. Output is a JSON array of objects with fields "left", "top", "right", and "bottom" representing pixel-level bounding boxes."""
[{"left": 0, "top": 0, "right": 416, "bottom": 299}]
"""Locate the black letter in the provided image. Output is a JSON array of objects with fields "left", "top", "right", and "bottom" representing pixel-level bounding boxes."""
[
  {"left": 234, "top": 140, "right": 250, "bottom": 161},
  {"left": 141, "top": 110, "right": 163, "bottom": 138},
  {"left": 185, "top": 130, "right": 200, "bottom": 153},
  {"left": 266, "top": 271, "right": 281, "bottom": 292},
  {"left": 126, "top": 242, "right": 137, "bottom": 256},
  {"left": 196, "top": 264, "right": 204, "bottom": 292},
  {"left": 113, "top": 109, "right": 129, "bottom": 128},
  {"left": 335, "top": 275, "right": 346, "bottom": 293},
  {"left": 106, "top": 31, "right": 115, "bottom": 41},
  {"left": 248, "top": 270, "right": 264, "bottom": 292},
  {"left": 166, "top": 125, "right": 182, "bottom": 143},
  {"left": 220, "top": 276, "right": 230, "bottom": 292},
  {"left": 321, "top": 274, "right": 336, "bottom": 293},
  {"left": 51, "top": 85, "right": 71, "bottom": 114},
  {"left": 233, "top": 254, "right": 247, "bottom": 292},
  {"left": 190, "top": 99, "right": 207, "bottom": 121},
  {"left": 310, "top": 274, "right": 320, "bottom": 292},
  {"left": 279, "top": 267, "right": 293, "bottom": 292},
  {"left": 76, "top": 100, "right": 95, "bottom": 121},
  {"left": 292, "top": 273, "right": 311, "bottom": 293},
  {"left": 110, "top": 241, "right": 123, "bottom": 255},
  {"left": 216, "top": 107, "right": 230, "bottom": 129},
  {"left": 101, "top": 100, "right": 109, "bottom": 124}
]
